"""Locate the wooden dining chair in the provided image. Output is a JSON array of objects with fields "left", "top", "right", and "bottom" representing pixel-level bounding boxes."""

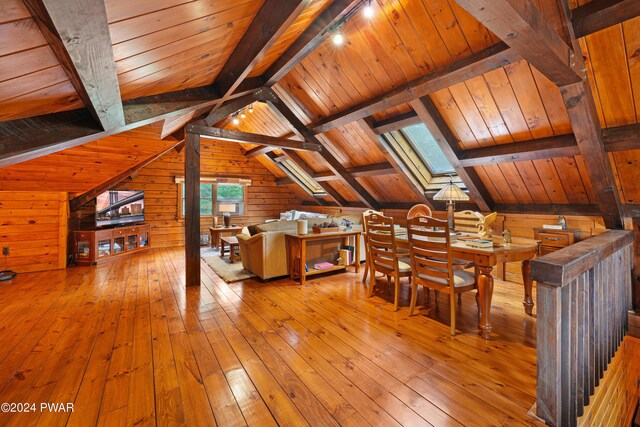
[
  {"left": 407, "top": 216, "right": 479, "bottom": 335},
  {"left": 361, "top": 209, "right": 382, "bottom": 284},
  {"left": 365, "top": 213, "right": 411, "bottom": 311}
]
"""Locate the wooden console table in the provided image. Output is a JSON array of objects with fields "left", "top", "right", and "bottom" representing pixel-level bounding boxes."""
[{"left": 285, "top": 230, "right": 361, "bottom": 286}]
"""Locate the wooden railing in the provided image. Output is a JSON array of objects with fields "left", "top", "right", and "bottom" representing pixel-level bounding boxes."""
[{"left": 531, "top": 230, "right": 634, "bottom": 426}]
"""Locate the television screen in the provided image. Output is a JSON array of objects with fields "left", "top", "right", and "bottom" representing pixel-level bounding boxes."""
[{"left": 96, "top": 190, "right": 145, "bottom": 227}]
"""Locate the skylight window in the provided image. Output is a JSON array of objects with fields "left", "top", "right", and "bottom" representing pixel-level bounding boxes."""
[
  {"left": 401, "top": 124, "right": 455, "bottom": 175},
  {"left": 277, "top": 158, "right": 327, "bottom": 196}
]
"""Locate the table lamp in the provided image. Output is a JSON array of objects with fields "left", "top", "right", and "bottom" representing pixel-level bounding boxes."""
[
  {"left": 218, "top": 204, "right": 236, "bottom": 227},
  {"left": 433, "top": 178, "right": 469, "bottom": 232}
]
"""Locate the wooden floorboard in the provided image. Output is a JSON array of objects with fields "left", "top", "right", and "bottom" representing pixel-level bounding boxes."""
[{"left": 0, "top": 248, "right": 543, "bottom": 426}]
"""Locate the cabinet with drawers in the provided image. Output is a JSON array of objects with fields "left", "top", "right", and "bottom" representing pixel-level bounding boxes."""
[
  {"left": 74, "top": 224, "right": 150, "bottom": 265},
  {"left": 533, "top": 228, "right": 581, "bottom": 255}
]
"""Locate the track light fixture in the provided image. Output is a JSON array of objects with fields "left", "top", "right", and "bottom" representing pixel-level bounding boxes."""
[
  {"left": 248, "top": 103, "right": 253, "bottom": 113},
  {"left": 240, "top": 109, "right": 246, "bottom": 119},
  {"left": 364, "top": 0, "right": 374, "bottom": 18},
  {"left": 232, "top": 114, "right": 240, "bottom": 125},
  {"left": 332, "top": 32, "right": 344, "bottom": 45}
]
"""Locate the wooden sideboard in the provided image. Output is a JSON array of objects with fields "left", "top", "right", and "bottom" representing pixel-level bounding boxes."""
[
  {"left": 533, "top": 227, "right": 581, "bottom": 255},
  {"left": 73, "top": 224, "right": 150, "bottom": 265}
]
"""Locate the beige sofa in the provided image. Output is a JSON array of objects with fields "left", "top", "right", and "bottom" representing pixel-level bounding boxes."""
[{"left": 236, "top": 214, "right": 365, "bottom": 280}]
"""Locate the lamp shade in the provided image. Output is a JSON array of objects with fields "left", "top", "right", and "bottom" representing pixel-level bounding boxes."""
[
  {"left": 433, "top": 182, "right": 469, "bottom": 202},
  {"left": 218, "top": 203, "right": 236, "bottom": 213}
]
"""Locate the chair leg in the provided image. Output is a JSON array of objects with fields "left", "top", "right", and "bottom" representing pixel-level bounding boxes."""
[
  {"left": 393, "top": 273, "right": 400, "bottom": 312},
  {"left": 425, "top": 288, "right": 430, "bottom": 302},
  {"left": 435, "top": 290, "right": 440, "bottom": 303},
  {"left": 450, "top": 292, "right": 457, "bottom": 336},
  {"left": 362, "top": 258, "right": 369, "bottom": 284},
  {"left": 409, "top": 280, "right": 418, "bottom": 316},
  {"left": 475, "top": 291, "right": 481, "bottom": 320},
  {"left": 366, "top": 266, "right": 376, "bottom": 298},
  {"left": 458, "top": 293, "right": 462, "bottom": 304}
]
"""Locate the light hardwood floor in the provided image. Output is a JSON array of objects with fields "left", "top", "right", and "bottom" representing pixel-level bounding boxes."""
[{"left": 0, "top": 248, "right": 542, "bottom": 426}]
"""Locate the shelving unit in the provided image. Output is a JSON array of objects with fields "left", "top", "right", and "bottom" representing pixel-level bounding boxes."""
[{"left": 74, "top": 224, "right": 151, "bottom": 265}]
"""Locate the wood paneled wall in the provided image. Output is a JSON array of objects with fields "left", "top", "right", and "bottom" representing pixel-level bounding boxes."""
[
  {"left": 0, "top": 191, "right": 68, "bottom": 273},
  {"left": 578, "top": 336, "right": 640, "bottom": 427},
  {"left": 106, "top": 139, "right": 308, "bottom": 248}
]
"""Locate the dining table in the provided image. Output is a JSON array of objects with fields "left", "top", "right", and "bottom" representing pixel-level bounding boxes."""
[{"left": 385, "top": 231, "right": 540, "bottom": 339}]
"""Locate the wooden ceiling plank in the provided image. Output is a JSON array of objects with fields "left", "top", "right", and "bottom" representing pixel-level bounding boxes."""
[
  {"left": 572, "top": 0, "right": 640, "bottom": 39},
  {"left": 410, "top": 96, "right": 494, "bottom": 212},
  {"left": 261, "top": 87, "right": 380, "bottom": 209},
  {"left": 356, "top": 118, "right": 433, "bottom": 208},
  {"left": 23, "top": 0, "right": 125, "bottom": 131},
  {"left": 69, "top": 138, "right": 183, "bottom": 211},
  {"left": 310, "top": 42, "right": 520, "bottom": 134},
  {"left": 455, "top": 0, "right": 582, "bottom": 86},
  {"left": 0, "top": 84, "right": 222, "bottom": 168},
  {"left": 185, "top": 125, "right": 323, "bottom": 152},
  {"left": 263, "top": 0, "right": 362, "bottom": 86}
]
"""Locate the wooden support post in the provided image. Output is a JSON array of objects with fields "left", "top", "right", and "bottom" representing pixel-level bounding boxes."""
[{"left": 185, "top": 132, "right": 201, "bottom": 287}]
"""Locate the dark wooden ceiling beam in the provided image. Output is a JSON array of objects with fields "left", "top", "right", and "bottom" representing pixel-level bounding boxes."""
[
  {"left": 0, "top": 85, "right": 223, "bottom": 168},
  {"left": 357, "top": 119, "right": 433, "bottom": 208},
  {"left": 455, "top": 0, "right": 583, "bottom": 86},
  {"left": 455, "top": 0, "right": 624, "bottom": 229},
  {"left": 23, "top": 0, "right": 124, "bottom": 131},
  {"left": 459, "top": 134, "right": 580, "bottom": 166},
  {"left": 265, "top": 151, "right": 323, "bottom": 203},
  {"left": 284, "top": 150, "right": 347, "bottom": 206},
  {"left": 371, "top": 111, "right": 422, "bottom": 135},
  {"left": 245, "top": 145, "right": 277, "bottom": 159},
  {"left": 310, "top": 42, "right": 520, "bottom": 134},
  {"left": 206, "top": 0, "right": 309, "bottom": 120},
  {"left": 263, "top": 0, "right": 362, "bottom": 85},
  {"left": 410, "top": 96, "right": 493, "bottom": 212},
  {"left": 185, "top": 125, "right": 323, "bottom": 152},
  {"left": 572, "top": 0, "right": 640, "bottom": 38},
  {"left": 261, "top": 87, "right": 380, "bottom": 209}
]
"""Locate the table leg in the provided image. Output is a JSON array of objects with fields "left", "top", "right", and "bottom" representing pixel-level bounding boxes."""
[
  {"left": 477, "top": 265, "right": 494, "bottom": 339},
  {"left": 300, "top": 240, "right": 306, "bottom": 286},
  {"left": 522, "top": 259, "right": 534, "bottom": 315},
  {"left": 220, "top": 239, "right": 226, "bottom": 258}
]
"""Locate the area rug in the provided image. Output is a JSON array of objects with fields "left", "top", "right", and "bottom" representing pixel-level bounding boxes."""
[{"left": 200, "top": 248, "right": 256, "bottom": 283}]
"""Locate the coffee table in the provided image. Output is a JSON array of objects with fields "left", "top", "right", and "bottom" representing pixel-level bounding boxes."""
[
  {"left": 220, "top": 236, "right": 240, "bottom": 262},
  {"left": 209, "top": 226, "right": 242, "bottom": 250}
]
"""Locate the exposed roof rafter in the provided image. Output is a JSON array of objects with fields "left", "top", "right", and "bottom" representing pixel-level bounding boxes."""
[{"left": 23, "top": 0, "right": 124, "bottom": 131}]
